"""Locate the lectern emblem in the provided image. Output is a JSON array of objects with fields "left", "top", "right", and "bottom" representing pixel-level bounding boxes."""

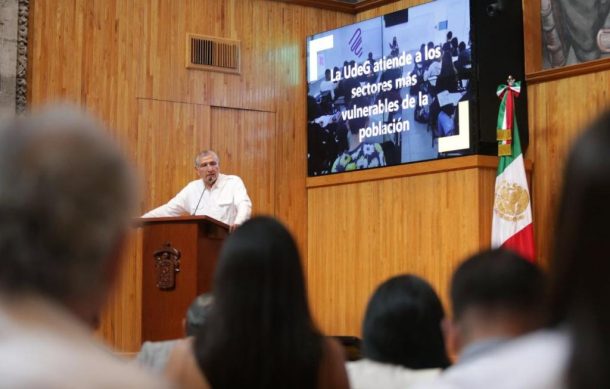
[
  {"left": 493, "top": 180, "right": 530, "bottom": 222},
  {"left": 154, "top": 242, "right": 181, "bottom": 290}
]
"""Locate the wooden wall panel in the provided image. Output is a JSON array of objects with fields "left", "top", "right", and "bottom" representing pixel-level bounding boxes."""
[
  {"left": 29, "top": 0, "right": 353, "bottom": 351},
  {"left": 30, "top": 0, "right": 610, "bottom": 353},
  {"left": 97, "top": 229, "right": 143, "bottom": 351},
  {"left": 211, "top": 107, "right": 277, "bottom": 216},
  {"left": 527, "top": 72, "right": 610, "bottom": 268},
  {"left": 136, "top": 100, "right": 212, "bottom": 211},
  {"left": 308, "top": 164, "right": 497, "bottom": 336}
]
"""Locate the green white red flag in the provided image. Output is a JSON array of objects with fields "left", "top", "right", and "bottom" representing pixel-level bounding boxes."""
[{"left": 491, "top": 80, "right": 535, "bottom": 262}]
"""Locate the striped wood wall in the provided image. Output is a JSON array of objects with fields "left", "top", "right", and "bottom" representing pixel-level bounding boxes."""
[{"left": 28, "top": 0, "right": 610, "bottom": 349}]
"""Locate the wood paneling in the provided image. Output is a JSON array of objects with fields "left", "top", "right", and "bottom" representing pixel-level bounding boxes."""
[
  {"left": 137, "top": 100, "right": 212, "bottom": 211},
  {"left": 272, "top": 0, "right": 402, "bottom": 14},
  {"left": 28, "top": 0, "right": 610, "bottom": 353},
  {"left": 356, "top": 0, "right": 424, "bottom": 21},
  {"left": 211, "top": 107, "right": 277, "bottom": 216},
  {"left": 97, "top": 229, "right": 143, "bottom": 351},
  {"left": 29, "top": 0, "right": 353, "bottom": 351},
  {"left": 308, "top": 162, "right": 497, "bottom": 336},
  {"left": 526, "top": 73, "right": 610, "bottom": 268}
]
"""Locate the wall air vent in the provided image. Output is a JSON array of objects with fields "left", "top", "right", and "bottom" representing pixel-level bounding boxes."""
[{"left": 186, "top": 34, "right": 240, "bottom": 74}]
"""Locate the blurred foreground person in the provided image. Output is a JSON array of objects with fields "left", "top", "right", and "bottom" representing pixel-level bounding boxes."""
[
  {"left": 137, "top": 293, "right": 213, "bottom": 373},
  {"left": 0, "top": 107, "right": 166, "bottom": 388},
  {"left": 418, "top": 110, "right": 610, "bottom": 388},
  {"left": 165, "top": 216, "right": 349, "bottom": 389},
  {"left": 444, "top": 249, "right": 546, "bottom": 363},
  {"left": 347, "top": 274, "right": 450, "bottom": 389}
]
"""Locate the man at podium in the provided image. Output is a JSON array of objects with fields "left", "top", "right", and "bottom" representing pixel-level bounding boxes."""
[{"left": 143, "top": 150, "right": 252, "bottom": 231}]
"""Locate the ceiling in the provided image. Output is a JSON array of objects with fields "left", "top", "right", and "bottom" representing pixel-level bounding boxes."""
[{"left": 274, "top": 0, "right": 401, "bottom": 14}]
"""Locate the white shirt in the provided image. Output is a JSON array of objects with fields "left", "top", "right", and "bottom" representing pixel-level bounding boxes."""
[
  {"left": 143, "top": 173, "right": 252, "bottom": 225},
  {"left": 347, "top": 358, "right": 441, "bottom": 389},
  {"left": 414, "top": 330, "right": 569, "bottom": 389},
  {"left": 320, "top": 79, "right": 338, "bottom": 100},
  {"left": 0, "top": 295, "right": 167, "bottom": 389}
]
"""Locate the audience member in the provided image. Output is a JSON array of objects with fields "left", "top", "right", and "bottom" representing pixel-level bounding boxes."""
[
  {"left": 435, "top": 51, "right": 459, "bottom": 93},
  {"left": 0, "top": 106, "right": 165, "bottom": 387},
  {"left": 389, "top": 36, "right": 400, "bottom": 57},
  {"left": 347, "top": 275, "right": 450, "bottom": 389},
  {"left": 320, "top": 68, "right": 338, "bottom": 102},
  {"left": 331, "top": 116, "right": 386, "bottom": 172},
  {"left": 165, "top": 216, "right": 349, "bottom": 389},
  {"left": 136, "top": 293, "right": 213, "bottom": 372},
  {"left": 418, "top": 110, "right": 610, "bottom": 388},
  {"left": 443, "top": 249, "right": 546, "bottom": 364},
  {"left": 454, "top": 42, "right": 471, "bottom": 73}
]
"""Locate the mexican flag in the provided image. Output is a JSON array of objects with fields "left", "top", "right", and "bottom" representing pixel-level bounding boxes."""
[{"left": 491, "top": 80, "right": 535, "bottom": 262}]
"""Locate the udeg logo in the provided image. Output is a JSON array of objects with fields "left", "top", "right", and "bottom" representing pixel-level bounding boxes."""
[{"left": 349, "top": 28, "right": 364, "bottom": 58}]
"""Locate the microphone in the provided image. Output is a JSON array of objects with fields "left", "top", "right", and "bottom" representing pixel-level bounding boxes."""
[{"left": 192, "top": 188, "right": 205, "bottom": 215}]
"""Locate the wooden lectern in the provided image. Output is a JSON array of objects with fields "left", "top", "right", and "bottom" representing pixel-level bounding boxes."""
[{"left": 138, "top": 216, "right": 229, "bottom": 342}]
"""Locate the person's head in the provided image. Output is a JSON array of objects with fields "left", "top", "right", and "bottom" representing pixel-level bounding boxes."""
[
  {"left": 347, "top": 115, "right": 368, "bottom": 136},
  {"left": 440, "top": 50, "right": 456, "bottom": 77},
  {"left": 447, "top": 249, "right": 546, "bottom": 356},
  {"left": 458, "top": 41, "right": 466, "bottom": 53},
  {"left": 446, "top": 31, "right": 453, "bottom": 41},
  {"left": 451, "top": 37, "right": 458, "bottom": 49},
  {"left": 0, "top": 105, "right": 137, "bottom": 324},
  {"left": 195, "top": 216, "right": 322, "bottom": 388},
  {"left": 362, "top": 274, "right": 451, "bottom": 369},
  {"left": 550, "top": 110, "right": 610, "bottom": 388},
  {"left": 185, "top": 293, "right": 214, "bottom": 337},
  {"left": 194, "top": 150, "right": 220, "bottom": 188},
  {"left": 324, "top": 68, "right": 331, "bottom": 81}
]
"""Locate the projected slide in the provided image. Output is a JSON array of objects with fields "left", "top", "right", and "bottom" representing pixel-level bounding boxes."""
[{"left": 307, "top": 0, "right": 472, "bottom": 176}]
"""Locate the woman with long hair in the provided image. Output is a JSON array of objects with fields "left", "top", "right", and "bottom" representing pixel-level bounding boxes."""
[
  {"left": 165, "top": 216, "right": 348, "bottom": 389},
  {"left": 547, "top": 109, "right": 610, "bottom": 388}
]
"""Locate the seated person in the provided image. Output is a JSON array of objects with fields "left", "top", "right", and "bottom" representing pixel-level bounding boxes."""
[
  {"left": 164, "top": 216, "right": 349, "bottom": 389},
  {"left": 320, "top": 68, "right": 338, "bottom": 114},
  {"left": 136, "top": 293, "right": 213, "bottom": 372},
  {"left": 331, "top": 116, "right": 386, "bottom": 172},
  {"left": 0, "top": 106, "right": 165, "bottom": 388},
  {"left": 437, "top": 105, "right": 456, "bottom": 137},
  {"left": 347, "top": 275, "right": 451, "bottom": 389},
  {"left": 443, "top": 249, "right": 546, "bottom": 364},
  {"left": 417, "top": 110, "right": 610, "bottom": 389}
]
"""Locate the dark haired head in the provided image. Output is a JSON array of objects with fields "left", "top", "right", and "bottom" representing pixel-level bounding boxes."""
[
  {"left": 550, "top": 110, "right": 610, "bottom": 388},
  {"left": 439, "top": 50, "right": 456, "bottom": 79},
  {"left": 362, "top": 274, "right": 451, "bottom": 369},
  {"left": 447, "top": 31, "right": 453, "bottom": 41},
  {"left": 307, "top": 95, "right": 321, "bottom": 121},
  {"left": 458, "top": 41, "right": 466, "bottom": 51},
  {"left": 195, "top": 216, "right": 322, "bottom": 389},
  {"left": 348, "top": 116, "right": 368, "bottom": 135},
  {"left": 185, "top": 293, "right": 214, "bottom": 337},
  {"left": 451, "top": 248, "right": 546, "bottom": 321}
]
